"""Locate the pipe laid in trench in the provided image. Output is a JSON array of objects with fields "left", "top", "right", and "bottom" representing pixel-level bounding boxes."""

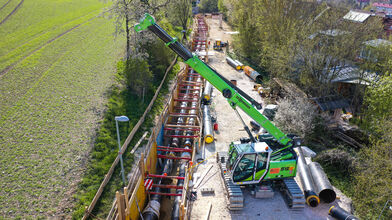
[
  {"left": 171, "top": 163, "right": 186, "bottom": 220},
  {"left": 308, "top": 162, "right": 336, "bottom": 203},
  {"left": 202, "top": 104, "right": 214, "bottom": 144},
  {"left": 329, "top": 206, "right": 358, "bottom": 220},
  {"left": 172, "top": 68, "right": 200, "bottom": 219},
  {"left": 297, "top": 147, "right": 320, "bottom": 207},
  {"left": 142, "top": 70, "right": 197, "bottom": 220},
  {"left": 142, "top": 158, "right": 173, "bottom": 220}
]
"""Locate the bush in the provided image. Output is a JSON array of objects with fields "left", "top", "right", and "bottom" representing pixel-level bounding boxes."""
[
  {"left": 315, "top": 148, "right": 357, "bottom": 172},
  {"left": 199, "top": 0, "right": 219, "bottom": 13},
  {"left": 274, "top": 96, "right": 317, "bottom": 137}
]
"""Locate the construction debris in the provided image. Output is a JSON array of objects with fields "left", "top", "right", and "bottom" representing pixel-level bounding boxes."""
[
  {"left": 200, "top": 188, "right": 215, "bottom": 195},
  {"left": 194, "top": 164, "right": 213, "bottom": 189}
]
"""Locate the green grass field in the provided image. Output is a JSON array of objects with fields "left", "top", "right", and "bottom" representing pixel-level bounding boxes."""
[{"left": 0, "top": 0, "right": 125, "bottom": 218}]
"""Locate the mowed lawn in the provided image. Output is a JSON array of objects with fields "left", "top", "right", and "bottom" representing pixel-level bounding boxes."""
[{"left": 0, "top": 0, "right": 125, "bottom": 218}]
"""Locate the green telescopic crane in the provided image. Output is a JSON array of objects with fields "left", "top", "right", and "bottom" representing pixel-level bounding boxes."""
[{"left": 134, "top": 13, "right": 294, "bottom": 153}]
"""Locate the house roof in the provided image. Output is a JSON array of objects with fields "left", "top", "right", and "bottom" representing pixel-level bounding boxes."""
[
  {"left": 310, "top": 96, "right": 350, "bottom": 111},
  {"left": 373, "top": 3, "right": 392, "bottom": 9},
  {"left": 343, "top": 10, "right": 372, "bottom": 22},
  {"left": 319, "top": 29, "right": 350, "bottom": 37},
  {"left": 329, "top": 66, "right": 377, "bottom": 85},
  {"left": 363, "top": 39, "right": 392, "bottom": 47}
]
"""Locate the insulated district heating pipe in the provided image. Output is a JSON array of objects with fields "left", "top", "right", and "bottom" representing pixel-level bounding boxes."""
[
  {"left": 202, "top": 81, "right": 212, "bottom": 104},
  {"left": 297, "top": 147, "right": 320, "bottom": 207},
  {"left": 243, "top": 66, "right": 262, "bottom": 82},
  {"left": 202, "top": 104, "right": 214, "bottom": 144},
  {"left": 235, "top": 59, "right": 244, "bottom": 70},
  {"left": 172, "top": 68, "right": 199, "bottom": 220},
  {"left": 308, "top": 162, "right": 336, "bottom": 203},
  {"left": 329, "top": 206, "right": 358, "bottom": 220},
  {"left": 226, "top": 57, "right": 241, "bottom": 70}
]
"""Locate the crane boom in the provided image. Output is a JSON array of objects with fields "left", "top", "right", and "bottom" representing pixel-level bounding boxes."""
[{"left": 135, "top": 13, "right": 293, "bottom": 153}]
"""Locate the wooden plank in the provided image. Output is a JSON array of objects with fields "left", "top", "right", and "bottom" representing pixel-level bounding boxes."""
[
  {"left": 116, "top": 191, "right": 125, "bottom": 220},
  {"left": 204, "top": 203, "right": 212, "bottom": 220},
  {"left": 130, "top": 131, "right": 149, "bottom": 154},
  {"left": 124, "top": 187, "right": 130, "bottom": 217},
  {"left": 139, "top": 153, "right": 145, "bottom": 180}
]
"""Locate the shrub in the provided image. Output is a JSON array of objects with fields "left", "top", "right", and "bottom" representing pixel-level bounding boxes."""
[{"left": 274, "top": 96, "right": 317, "bottom": 137}]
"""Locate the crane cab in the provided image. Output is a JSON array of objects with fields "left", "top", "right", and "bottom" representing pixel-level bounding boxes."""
[{"left": 226, "top": 141, "right": 297, "bottom": 185}]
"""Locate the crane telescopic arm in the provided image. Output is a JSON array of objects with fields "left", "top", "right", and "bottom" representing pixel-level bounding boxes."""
[{"left": 135, "top": 13, "right": 293, "bottom": 152}]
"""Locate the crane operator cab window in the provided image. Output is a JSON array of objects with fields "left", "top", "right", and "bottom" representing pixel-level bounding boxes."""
[
  {"left": 254, "top": 152, "right": 268, "bottom": 181},
  {"left": 233, "top": 154, "right": 256, "bottom": 182}
]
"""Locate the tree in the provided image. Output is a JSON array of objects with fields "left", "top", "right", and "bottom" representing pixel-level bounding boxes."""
[
  {"left": 354, "top": 120, "right": 392, "bottom": 219},
  {"left": 108, "top": 0, "right": 171, "bottom": 59},
  {"left": 230, "top": 0, "right": 383, "bottom": 99},
  {"left": 167, "top": 0, "right": 192, "bottom": 41},
  {"left": 274, "top": 96, "right": 317, "bottom": 137},
  {"left": 363, "top": 73, "right": 392, "bottom": 133},
  {"left": 199, "top": 0, "right": 218, "bottom": 13}
]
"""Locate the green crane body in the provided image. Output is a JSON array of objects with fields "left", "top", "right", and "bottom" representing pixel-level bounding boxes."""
[{"left": 135, "top": 13, "right": 297, "bottom": 185}]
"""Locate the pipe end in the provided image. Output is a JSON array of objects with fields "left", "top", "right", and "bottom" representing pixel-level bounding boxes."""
[
  {"left": 320, "top": 189, "right": 336, "bottom": 203},
  {"left": 205, "top": 135, "right": 214, "bottom": 144}
]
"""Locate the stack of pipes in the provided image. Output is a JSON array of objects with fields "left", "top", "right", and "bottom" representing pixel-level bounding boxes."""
[
  {"left": 296, "top": 147, "right": 337, "bottom": 208},
  {"left": 226, "top": 57, "right": 243, "bottom": 70}
]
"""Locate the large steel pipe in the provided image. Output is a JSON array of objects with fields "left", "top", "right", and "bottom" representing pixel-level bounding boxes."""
[
  {"left": 142, "top": 159, "right": 173, "bottom": 220},
  {"left": 171, "top": 163, "right": 186, "bottom": 220},
  {"left": 235, "top": 60, "right": 244, "bottom": 70},
  {"left": 244, "top": 66, "right": 262, "bottom": 82},
  {"left": 202, "top": 104, "right": 214, "bottom": 144},
  {"left": 172, "top": 67, "right": 200, "bottom": 218},
  {"left": 202, "top": 81, "right": 212, "bottom": 104},
  {"left": 226, "top": 57, "right": 241, "bottom": 70},
  {"left": 297, "top": 147, "right": 320, "bottom": 207},
  {"left": 309, "top": 162, "right": 336, "bottom": 203},
  {"left": 329, "top": 206, "right": 358, "bottom": 220}
]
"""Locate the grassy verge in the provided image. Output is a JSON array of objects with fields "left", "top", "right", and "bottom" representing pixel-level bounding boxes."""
[{"left": 72, "top": 57, "right": 179, "bottom": 219}]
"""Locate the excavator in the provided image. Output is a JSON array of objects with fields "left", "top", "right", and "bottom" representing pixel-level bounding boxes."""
[{"left": 135, "top": 13, "right": 306, "bottom": 211}]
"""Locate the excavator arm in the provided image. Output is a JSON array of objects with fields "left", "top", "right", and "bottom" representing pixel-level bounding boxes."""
[{"left": 135, "top": 13, "right": 293, "bottom": 153}]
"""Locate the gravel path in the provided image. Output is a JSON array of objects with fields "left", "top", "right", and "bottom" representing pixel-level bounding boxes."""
[{"left": 189, "top": 16, "right": 352, "bottom": 220}]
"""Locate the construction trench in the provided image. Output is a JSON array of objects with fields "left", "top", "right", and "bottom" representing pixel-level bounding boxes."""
[{"left": 112, "top": 14, "right": 356, "bottom": 220}]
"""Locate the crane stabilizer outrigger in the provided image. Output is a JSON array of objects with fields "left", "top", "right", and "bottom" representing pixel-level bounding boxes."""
[{"left": 135, "top": 13, "right": 307, "bottom": 210}]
